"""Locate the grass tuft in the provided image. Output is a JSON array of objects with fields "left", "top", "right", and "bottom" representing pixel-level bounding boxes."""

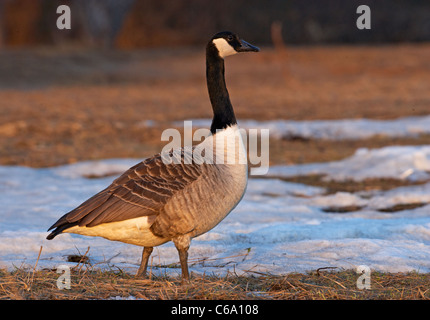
[{"left": 1, "top": 267, "right": 429, "bottom": 300}]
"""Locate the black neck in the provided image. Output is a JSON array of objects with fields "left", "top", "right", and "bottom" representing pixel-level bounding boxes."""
[{"left": 206, "top": 43, "right": 237, "bottom": 134}]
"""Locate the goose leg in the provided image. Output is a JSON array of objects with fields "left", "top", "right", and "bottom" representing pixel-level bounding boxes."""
[
  {"left": 136, "top": 246, "right": 153, "bottom": 278},
  {"left": 173, "top": 235, "right": 191, "bottom": 282},
  {"left": 177, "top": 247, "right": 189, "bottom": 281}
]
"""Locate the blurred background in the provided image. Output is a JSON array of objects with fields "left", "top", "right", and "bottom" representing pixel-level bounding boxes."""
[
  {"left": 0, "top": 0, "right": 430, "bottom": 168},
  {"left": 1, "top": 0, "right": 430, "bottom": 48}
]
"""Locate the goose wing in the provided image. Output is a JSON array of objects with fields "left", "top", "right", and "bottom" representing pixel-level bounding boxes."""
[{"left": 47, "top": 151, "right": 203, "bottom": 238}]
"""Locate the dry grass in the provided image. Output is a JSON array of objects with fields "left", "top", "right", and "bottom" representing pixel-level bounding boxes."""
[{"left": 1, "top": 266, "right": 429, "bottom": 300}]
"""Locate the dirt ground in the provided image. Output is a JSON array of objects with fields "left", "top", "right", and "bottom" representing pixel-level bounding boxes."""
[{"left": 1, "top": 43, "right": 430, "bottom": 167}]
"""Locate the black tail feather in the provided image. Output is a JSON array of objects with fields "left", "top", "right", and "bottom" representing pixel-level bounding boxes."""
[{"left": 46, "top": 222, "right": 79, "bottom": 240}]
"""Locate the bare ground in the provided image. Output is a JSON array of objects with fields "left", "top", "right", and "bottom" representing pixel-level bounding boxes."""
[{"left": 1, "top": 44, "right": 430, "bottom": 167}]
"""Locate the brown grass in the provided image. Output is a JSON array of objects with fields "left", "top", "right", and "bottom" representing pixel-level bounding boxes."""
[{"left": 1, "top": 267, "right": 429, "bottom": 300}]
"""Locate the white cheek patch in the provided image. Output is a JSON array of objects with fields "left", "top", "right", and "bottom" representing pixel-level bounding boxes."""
[{"left": 212, "top": 38, "right": 237, "bottom": 58}]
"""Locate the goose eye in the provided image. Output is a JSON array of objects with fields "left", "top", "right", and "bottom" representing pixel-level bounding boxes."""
[{"left": 227, "top": 35, "right": 234, "bottom": 42}]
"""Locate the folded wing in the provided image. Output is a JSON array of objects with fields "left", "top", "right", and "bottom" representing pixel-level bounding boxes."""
[{"left": 46, "top": 151, "right": 203, "bottom": 239}]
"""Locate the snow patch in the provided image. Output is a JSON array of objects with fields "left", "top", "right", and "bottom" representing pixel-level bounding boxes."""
[{"left": 1, "top": 145, "right": 430, "bottom": 275}]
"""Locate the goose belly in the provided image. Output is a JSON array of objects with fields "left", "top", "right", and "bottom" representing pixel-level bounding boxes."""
[
  {"left": 64, "top": 216, "right": 168, "bottom": 247},
  {"left": 193, "top": 163, "right": 248, "bottom": 237},
  {"left": 161, "top": 162, "right": 248, "bottom": 239}
]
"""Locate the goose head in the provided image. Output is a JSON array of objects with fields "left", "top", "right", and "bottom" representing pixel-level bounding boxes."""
[{"left": 210, "top": 31, "right": 260, "bottom": 59}]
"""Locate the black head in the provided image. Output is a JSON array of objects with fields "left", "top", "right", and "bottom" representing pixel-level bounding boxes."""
[{"left": 210, "top": 31, "right": 259, "bottom": 59}]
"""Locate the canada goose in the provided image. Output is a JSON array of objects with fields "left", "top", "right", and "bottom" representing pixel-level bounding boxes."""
[{"left": 46, "top": 31, "right": 259, "bottom": 281}]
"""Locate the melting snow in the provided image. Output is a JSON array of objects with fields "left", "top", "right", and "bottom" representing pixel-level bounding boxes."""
[{"left": 1, "top": 145, "right": 430, "bottom": 275}]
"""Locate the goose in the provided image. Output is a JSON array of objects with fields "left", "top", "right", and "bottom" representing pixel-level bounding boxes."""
[{"left": 46, "top": 31, "right": 259, "bottom": 281}]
